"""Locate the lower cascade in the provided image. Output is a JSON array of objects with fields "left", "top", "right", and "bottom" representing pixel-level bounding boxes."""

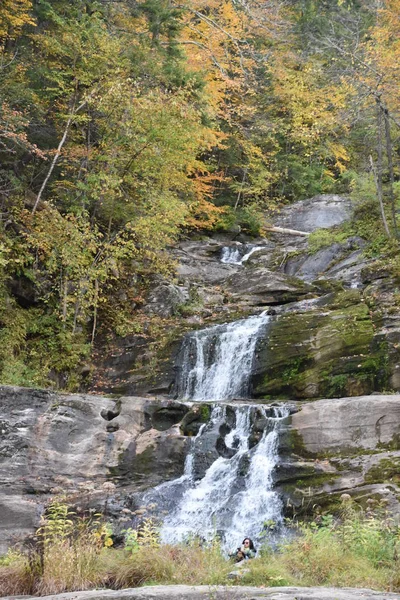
[
  {"left": 143, "top": 404, "right": 289, "bottom": 552},
  {"left": 175, "top": 314, "right": 270, "bottom": 401}
]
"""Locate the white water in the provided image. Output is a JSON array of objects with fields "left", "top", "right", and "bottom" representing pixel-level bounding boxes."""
[
  {"left": 229, "top": 406, "right": 288, "bottom": 545},
  {"left": 221, "top": 246, "right": 243, "bottom": 264},
  {"left": 140, "top": 307, "right": 288, "bottom": 551},
  {"left": 160, "top": 405, "right": 288, "bottom": 551},
  {"left": 220, "top": 244, "right": 266, "bottom": 265},
  {"left": 177, "top": 313, "right": 270, "bottom": 401}
]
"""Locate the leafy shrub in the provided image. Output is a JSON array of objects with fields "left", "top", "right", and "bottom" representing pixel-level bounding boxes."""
[{"left": 213, "top": 204, "right": 264, "bottom": 236}]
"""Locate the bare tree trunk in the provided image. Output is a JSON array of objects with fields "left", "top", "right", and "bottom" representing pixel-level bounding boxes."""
[
  {"left": 372, "top": 101, "right": 391, "bottom": 237},
  {"left": 72, "top": 299, "right": 80, "bottom": 334},
  {"left": 91, "top": 278, "right": 99, "bottom": 345},
  {"left": 370, "top": 155, "right": 391, "bottom": 238},
  {"left": 264, "top": 225, "right": 310, "bottom": 236},
  {"left": 383, "top": 108, "right": 398, "bottom": 237},
  {"left": 234, "top": 167, "right": 248, "bottom": 211},
  {"left": 32, "top": 115, "right": 74, "bottom": 215},
  {"left": 62, "top": 277, "right": 69, "bottom": 327},
  {"left": 31, "top": 93, "right": 92, "bottom": 215}
]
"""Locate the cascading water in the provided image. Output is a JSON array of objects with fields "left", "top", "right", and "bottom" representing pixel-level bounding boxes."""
[
  {"left": 158, "top": 405, "right": 289, "bottom": 551},
  {"left": 175, "top": 314, "right": 270, "bottom": 401},
  {"left": 221, "top": 246, "right": 243, "bottom": 264},
  {"left": 220, "top": 244, "right": 266, "bottom": 265},
  {"left": 139, "top": 307, "right": 288, "bottom": 552}
]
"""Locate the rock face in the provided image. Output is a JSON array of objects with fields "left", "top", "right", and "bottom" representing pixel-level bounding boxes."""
[
  {"left": 1, "top": 385, "right": 400, "bottom": 551},
  {"left": 9, "top": 585, "right": 400, "bottom": 600},
  {"left": 252, "top": 290, "right": 387, "bottom": 400},
  {"left": 276, "top": 395, "right": 400, "bottom": 515},
  {"left": 273, "top": 194, "right": 352, "bottom": 232},
  {"left": 0, "top": 386, "right": 189, "bottom": 553}
]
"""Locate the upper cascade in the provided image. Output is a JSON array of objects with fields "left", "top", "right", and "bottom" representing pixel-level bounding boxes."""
[
  {"left": 174, "top": 313, "right": 270, "bottom": 401},
  {"left": 220, "top": 244, "right": 267, "bottom": 265}
]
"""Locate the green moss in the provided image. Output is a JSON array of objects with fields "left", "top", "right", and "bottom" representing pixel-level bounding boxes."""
[
  {"left": 283, "top": 429, "right": 310, "bottom": 457},
  {"left": 254, "top": 298, "right": 389, "bottom": 400},
  {"left": 281, "top": 357, "right": 310, "bottom": 385},
  {"left": 365, "top": 458, "right": 400, "bottom": 484},
  {"left": 327, "top": 289, "right": 362, "bottom": 310},
  {"left": 200, "top": 403, "right": 211, "bottom": 421},
  {"left": 282, "top": 473, "right": 340, "bottom": 500}
]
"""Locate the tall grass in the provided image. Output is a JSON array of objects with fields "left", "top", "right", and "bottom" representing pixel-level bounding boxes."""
[
  {"left": 243, "top": 505, "right": 400, "bottom": 592},
  {"left": 111, "top": 541, "right": 231, "bottom": 589},
  {"left": 1, "top": 499, "right": 400, "bottom": 595}
]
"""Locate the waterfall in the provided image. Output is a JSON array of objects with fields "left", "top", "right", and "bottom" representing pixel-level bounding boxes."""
[
  {"left": 138, "top": 310, "right": 289, "bottom": 552},
  {"left": 158, "top": 405, "right": 289, "bottom": 552},
  {"left": 221, "top": 246, "right": 243, "bottom": 264},
  {"left": 220, "top": 244, "right": 266, "bottom": 265},
  {"left": 175, "top": 314, "right": 270, "bottom": 401}
]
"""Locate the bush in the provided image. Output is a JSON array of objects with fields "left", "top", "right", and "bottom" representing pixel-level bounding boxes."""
[
  {"left": 112, "top": 540, "right": 230, "bottom": 589},
  {"left": 213, "top": 204, "right": 264, "bottom": 236}
]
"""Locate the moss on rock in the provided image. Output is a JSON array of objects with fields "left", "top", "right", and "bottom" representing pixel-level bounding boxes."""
[
  {"left": 365, "top": 457, "right": 400, "bottom": 484},
  {"left": 252, "top": 295, "right": 387, "bottom": 400}
]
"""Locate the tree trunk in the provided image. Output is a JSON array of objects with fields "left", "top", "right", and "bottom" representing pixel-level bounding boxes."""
[
  {"left": 383, "top": 108, "right": 398, "bottom": 237},
  {"left": 370, "top": 154, "right": 391, "bottom": 238},
  {"left": 91, "top": 278, "right": 99, "bottom": 345},
  {"left": 32, "top": 115, "right": 74, "bottom": 215},
  {"left": 234, "top": 167, "right": 248, "bottom": 211}
]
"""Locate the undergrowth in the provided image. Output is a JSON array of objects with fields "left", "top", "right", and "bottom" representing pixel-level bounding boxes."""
[{"left": 1, "top": 499, "right": 400, "bottom": 595}]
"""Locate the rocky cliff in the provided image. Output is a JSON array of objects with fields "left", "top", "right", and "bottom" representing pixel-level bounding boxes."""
[
  {"left": 2, "top": 194, "right": 400, "bottom": 552},
  {"left": 1, "top": 385, "right": 400, "bottom": 552},
  {"left": 91, "top": 194, "right": 400, "bottom": 400}
]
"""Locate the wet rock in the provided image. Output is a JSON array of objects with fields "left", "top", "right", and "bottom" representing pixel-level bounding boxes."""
[
  {"left": 147, "top": 403, "right": 189, "bottom": 431},
  {"left": 180, "top": 405, "right": 210, "bottom": 436}
]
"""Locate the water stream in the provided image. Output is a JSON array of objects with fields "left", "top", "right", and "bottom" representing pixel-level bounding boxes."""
[{"left": 220, "top": 244, "right": 266, "bottom": 265}]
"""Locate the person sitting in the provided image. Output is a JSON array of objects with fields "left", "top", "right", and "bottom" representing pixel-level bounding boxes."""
[{"left": 233, "top": 537, "right": 256, "bottom": 562}]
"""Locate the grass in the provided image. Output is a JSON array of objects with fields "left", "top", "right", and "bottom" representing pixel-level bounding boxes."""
[{"left": 1, "top": 499, "right": 400, "bottom": 596}]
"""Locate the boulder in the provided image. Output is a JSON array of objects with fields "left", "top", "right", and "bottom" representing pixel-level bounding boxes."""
[
  {"left": 11, "top": 585, "right": 400, "bottom": 600},
  {"left": 144, "top": 283, "right": 190, "bottom": 317},
  {"left": 273, "top": 194, "right": 352, "bottom": 233}
]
